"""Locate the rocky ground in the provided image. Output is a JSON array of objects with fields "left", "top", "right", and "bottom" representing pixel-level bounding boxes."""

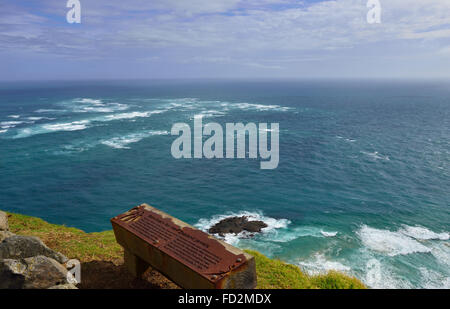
[
  {"left": 0, "top": 211, "right": 77, "bottom": 289},
  {"left": 208, "top": 216, "right": 268, "bottom": 237}
]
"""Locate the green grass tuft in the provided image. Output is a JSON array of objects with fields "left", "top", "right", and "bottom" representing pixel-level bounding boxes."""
[{"left": 244, "top": 250, "right": 365, "bottom": 289}]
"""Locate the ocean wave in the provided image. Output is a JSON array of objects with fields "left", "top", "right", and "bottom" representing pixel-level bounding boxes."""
[
  {"left": 101, "top": 110, "right": 166, "bottom": 121},
  {"left": 13, "top": 120, "right": 90, "bottom": 139},
  {"left": 430, "top": 242, "right": 450, "bottom": 268},
  {"left": 42, "top": 120, "right": 90, "bottom": 132},
  {"left": 264, "top": 226, "right": 339, "bottom": 242},
  {"left": 420, "top": 267, "right": 450, "bottom": 289},
  {"left": 225, "top": 102, "right": 292, "bottom": 112},
  {"left": 76, "top": 104, "right": 129, "bottom": 113},
  {"left": 26, "top": 116, "right": 56, "bottom": 121},
  {"left": 75, "top": 98, "right": 103, "bottom": 105},
  {"left": 321, "top": 231, "right": 338, "bottom": 237},
  {"left": 362, "top": 257, "right": 411, "bottom": 289},
  {"left": 10, "top": 107, "right": 168, "bottom": 139},
  {"left": 54, "top": 130, "right": 169, "bottom": 154},
  {"left": 194, "top": 211, "right": 290, "bottom": 245},
  {"left": 357, "top": 225, "right": 431, "bottom": 257},
  {"left": 155, "top": 97, "right": 293, "bottom": 113},
  {"left": 34, "top": 109, "right": 67, "bottom": 113},
  {"left": 1, "top": 121, "right": 26, "bottom": 129},
  {"left": 8, "top": 115, "right": 20, "bottom": 119},
  {"left": 297, "top": 253, "right": 351, "bottom": 275},
  {"left": 192, "top": 110, "right": 227, "bottom": 119},
  {"left": 399, "top": 225, "right": 449, "bottom": 241},
  {"left": 61, "top": 98, "right": 130, "bottom": 113},
  {"left": 100, "top": 130, "right": 169, "bottom": 149},
  {"left": 0, "top": 129, "right": 7, "bottom": 134}
]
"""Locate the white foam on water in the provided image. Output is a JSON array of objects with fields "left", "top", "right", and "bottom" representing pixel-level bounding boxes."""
[
  {"left": 26, "top": 117, "right": 56, "bottom": 121},
  {"left": 1, "top": 121, "right": 25, "bottom": 128},
  {"left": 430, "top": 242, "right": 450, "bottom": 267},
  {"left": 336, "top": 136, "right": 356, "bottom": 142},
  {"left": 321, "top": 231, "right": 338, "bottom": 237},
  {"left": 11, "top": 106, "right": 167, "bottom": 139},
  {"left": 361, "top": 151, "right": 390, "bottom": 161},
  {"left": 166, "top": 99, "right": 200, "bottom": 110},
  {"left": 8, "top": 115, "right": 20, "bottom": 119},
  {"left": 297, "top": 253, "right": 351, "bottom": 275},
  {"left": 147, "top": 97, "right": 293, "bottom": 115},
  {"left": 265, "top": 226, "right": 339, "bottom": 242},
  {"left": 265, "top": 227, "right": 317, "bottom": 243},
  {"left": 194, "top": 211, "right": 291, "bottom": 245},
  {"left": 77, "top": 104, "right": 129, "bottom": 113},
  {"left": 34, "top": 109, "right": 66, "bottom": 113},
  {"left": 75, "top": 98, "right": 104, "bottom": 105},
  {"left": 27, "top": 117, "right": 44, "bottom": 121},
  {"left": 357, "top": 225, "right": 431, "bottom": 257},
  {"left": 419, "top": 267, "right": 450, "bottom": 289},
  {"left": 400, "top": 225, "right": 449, "bottom": 241},
  {"left": 226, "top": 102, "right": 292, "bottom": 112},
  {"left": 0, "top": 129, "right": 7, "bottom": 134},
  {"left": 101, "top": 110, "right": 165, "bottom": 121},
  {"left": 42, "top": 120, "right": 90, "bottom": 132},
  {"left": 13, "top": 120, "right": 90, "bottom": 138},
  {"left": 194, "top": 110, "right": 226, "bottom": 119},
  {"left": 100, "top": 130, "right": 169, "bottom": 149},
  {"left": 61, "top": 98, "right": 130, "bottom": 113},
  {"left": 361, "top": 257, "right": 412, "bottom": 289}
]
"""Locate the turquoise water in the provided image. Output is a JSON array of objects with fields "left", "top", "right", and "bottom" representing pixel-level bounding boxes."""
[{"left": 0, "top": 80, "right": 449, "bottom": 288}]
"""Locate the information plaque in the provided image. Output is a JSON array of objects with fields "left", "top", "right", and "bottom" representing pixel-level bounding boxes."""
[{"left": 111, "top": 204, "right": 257, "bottom": 289}]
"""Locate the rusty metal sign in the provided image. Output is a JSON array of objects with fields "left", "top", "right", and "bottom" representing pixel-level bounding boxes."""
[{"left": 111, "top": 205, "right": 247, "bottom": 284}]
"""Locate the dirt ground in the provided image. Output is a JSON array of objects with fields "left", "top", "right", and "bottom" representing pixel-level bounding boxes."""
[{"left": 77, "top": 260, "right": 179, "bottom": 289}]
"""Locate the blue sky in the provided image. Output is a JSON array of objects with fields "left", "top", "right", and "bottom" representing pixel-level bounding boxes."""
[{"left": 1, "top": 0, "right": 450, "bottom": 80}]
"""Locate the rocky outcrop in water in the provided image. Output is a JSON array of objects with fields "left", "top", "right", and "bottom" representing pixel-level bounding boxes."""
[
  {"left": 0, "top": 211, "right": 77, "bottom": 289},
  {"left": 208, "top": 216, "right": 268, "bottom": 237}
]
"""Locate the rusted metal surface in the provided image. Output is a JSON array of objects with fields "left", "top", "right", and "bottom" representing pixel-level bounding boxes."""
[{"left": 111, "top": 204, "right": 252, "bottom": 287}]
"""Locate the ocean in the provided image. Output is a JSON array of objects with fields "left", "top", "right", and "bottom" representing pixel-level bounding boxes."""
[{"left": 0, "top": 79, "right": 449, "bottom": 289}]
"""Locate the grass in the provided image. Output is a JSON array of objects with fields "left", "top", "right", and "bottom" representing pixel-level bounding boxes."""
[
  {"left": 7, "top": 212, "right": 366, "bottom": 289},
  {"left": 247, "top": 250, "right": 365, "bottom": 289}
]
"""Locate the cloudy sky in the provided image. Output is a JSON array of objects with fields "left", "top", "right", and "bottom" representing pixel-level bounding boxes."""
[{"left": 1, "top": 0, "right": 450, "bottom": 80}]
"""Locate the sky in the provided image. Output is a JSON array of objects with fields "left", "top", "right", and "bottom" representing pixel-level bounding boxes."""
[{"left": 0, "top": 0, "right": 450, "bottom": 81}]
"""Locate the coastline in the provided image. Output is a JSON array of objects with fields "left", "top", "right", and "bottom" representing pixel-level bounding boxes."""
[{"left": 3, "top": 211, "right": 365, "bottom": 289}]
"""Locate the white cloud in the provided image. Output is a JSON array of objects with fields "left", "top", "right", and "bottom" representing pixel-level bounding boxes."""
[{"left": 1, "top": 0, "right": 449, "bottom": 78}]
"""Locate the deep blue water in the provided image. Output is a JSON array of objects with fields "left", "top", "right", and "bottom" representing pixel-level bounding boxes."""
[{"left": 0, "top": 80, "right": 449, "bottom": 288}]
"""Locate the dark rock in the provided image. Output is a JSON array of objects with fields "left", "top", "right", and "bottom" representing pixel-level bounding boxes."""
[
  {"left": 0, "top": 231, "right": 15, "bottom": 243},
  {"left": 208, "top": 216, "right": 268, "bottom": 236},
  {"left": 0, "top": 235, "right": 68, "bottom": 264},
  {"left": 0, "top": 255, "right": 68, "bottom": 289},
  {"left": 0, "top": 211, "right": 8, "bottom": 231}
]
